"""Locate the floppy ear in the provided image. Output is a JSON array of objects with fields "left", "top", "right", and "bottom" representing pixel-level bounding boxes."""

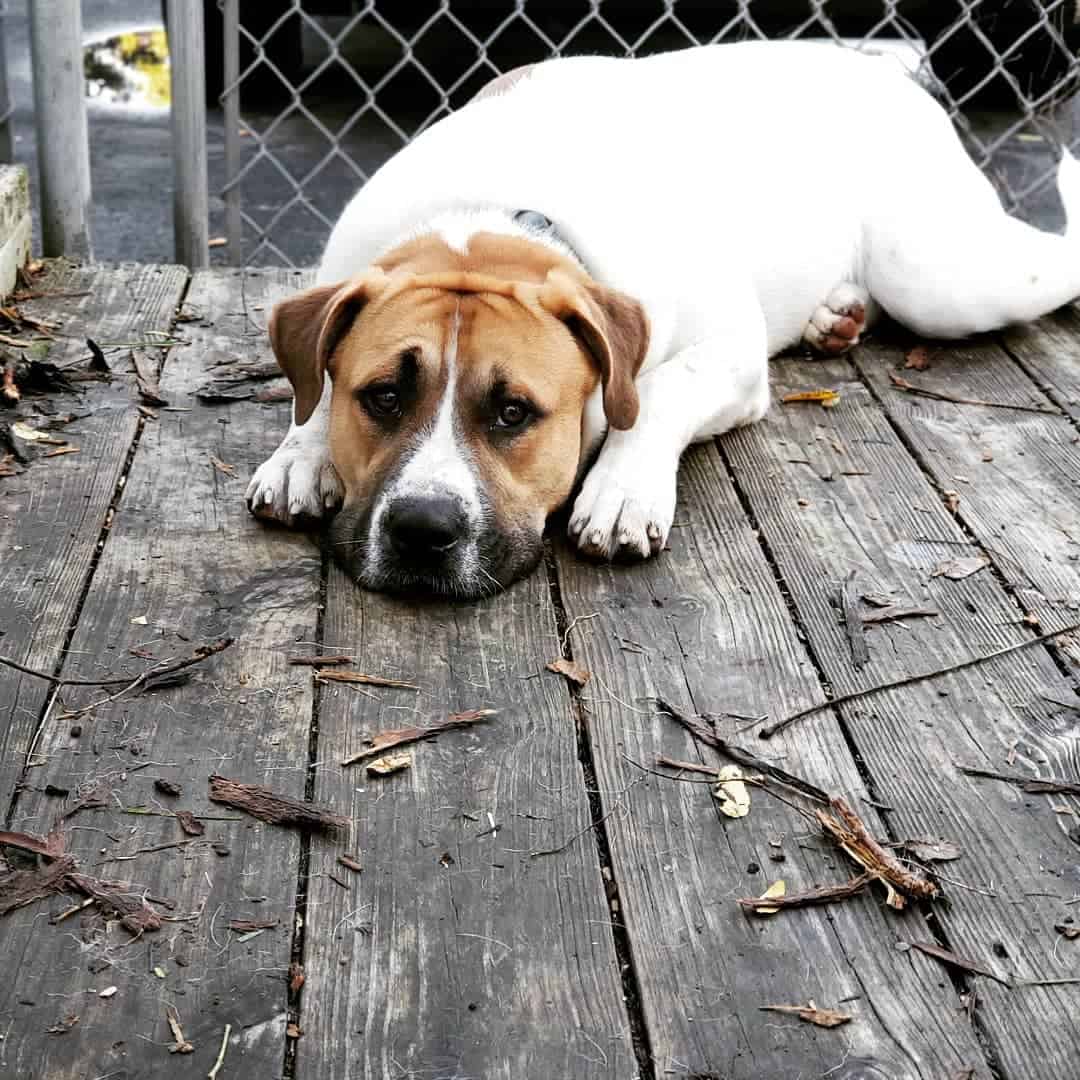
[
  {"left": 539, "top": 271, "right": 649, "bottom": 430},
  {"left": 268, "top": 269, "right": 389, "bottom": 425}
]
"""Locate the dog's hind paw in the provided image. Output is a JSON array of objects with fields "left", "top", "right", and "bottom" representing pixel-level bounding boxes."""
[
  {"left": 568, "top": 459, "right": 677, "bottom": 562},
  {"left": 246, "top": 438, "right": 343, "bottom": 526},
  {"left": 803, "top": 282, "right": 870, "bottom": 356}
]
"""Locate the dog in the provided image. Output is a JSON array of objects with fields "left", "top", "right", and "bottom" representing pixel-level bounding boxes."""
[{"left": 247, "top": 41, "right": 1080, "bottom": 598}]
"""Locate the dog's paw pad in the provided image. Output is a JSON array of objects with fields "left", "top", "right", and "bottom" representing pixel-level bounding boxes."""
[{"left": 803, "top": 283, "right": 869, "bottom": 356}]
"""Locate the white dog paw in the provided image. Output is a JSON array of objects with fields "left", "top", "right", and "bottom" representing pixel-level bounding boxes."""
[
  {"left": 568, "top": 464, "right": 677, "bottom": 561},
  {"left": 803, "top": 282, "right": 870, "bottom": 356},
  {"left": 246, "top": 439, "right": 343, "bottom": 525}
]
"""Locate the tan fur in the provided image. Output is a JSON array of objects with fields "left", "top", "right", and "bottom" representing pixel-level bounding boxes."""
[{"left": 269, "top": 232, "right": 650, "bottom": 527}]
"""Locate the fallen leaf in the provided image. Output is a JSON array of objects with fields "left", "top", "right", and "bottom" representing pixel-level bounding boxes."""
[
  {"left": 862, "top": 605, "right": 939, "bottom": 625},
  {"left": 153, "top": 966, "right": 166, "bottom": 978},
  {"left": 754, "top": 879, "right": 786, "bottom": 916},
  {"left": 367, "top": 751, "right": 412, "bottom": 776},
  {"left": 981, "top": 449, "right": 994, "bottom": 462},
  {"left": 760, "top": 1002, "right": 853, "bottom": 1028},
  {"left": 943, "top": 490, "right": 960, "bottom": 513},
  {"left": 901, "top": 837, "right": 962, "bottom": 863},
  {"left": 712, "top": 765, "right": 751, "bottom": 818},
  {"left": 931, "top": 555, "right": 989, "bottom": 580},
  {"left": 1055, "top": 922, "right": 1080, "bottom": 940},
  {"left": 99, "top": 986, "right": 118, "bottom": 999},
  {"left": 46, "top": 1014, "right": 80, "bottom": 1034},
  {"left": 439, "top": 851, "right": 455, "bottom": 868},
  {"left": 286, "top": 1022, "right": 302, "bottom": 1039},
  {"left": 861, "top": 592, "right": 895, "bottom": 608},
  {"left": 781, "top": 389, "right": 840, "bottom": 408},
  {"left": 175, "top": 810, "right": 205, "bottom": 837},
  {"left": 11, "top": 421, "right": 66, "bottom": 445},
  {"left": 130, "top": 614, "right": 148, "bottom": 625},
  {"left": 289, "top": 962, "right": 305, "bottom": 993},
  {"left": 904, "top": 345, "right": 931, "bottom": 371},
  {"left": 546, "top": 657, "right": 591, "bottom": 686}
]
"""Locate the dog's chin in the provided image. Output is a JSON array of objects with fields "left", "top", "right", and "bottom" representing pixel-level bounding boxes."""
[{"left": 327, "top": 503, "right": 543, "bottom": 600}]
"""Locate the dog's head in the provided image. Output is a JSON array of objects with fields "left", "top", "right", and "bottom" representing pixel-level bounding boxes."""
[{"left": 269, "top": 233, "right": 649, "bottom": 597}]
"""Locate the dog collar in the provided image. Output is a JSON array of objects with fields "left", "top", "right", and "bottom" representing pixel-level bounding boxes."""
[{"left": 512, "top": 208, "right": 585, "bottom": 268}]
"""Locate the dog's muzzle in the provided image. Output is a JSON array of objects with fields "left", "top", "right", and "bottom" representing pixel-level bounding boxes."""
[{"left": 385, "top": 493, "right": 468, "bottom": 567}]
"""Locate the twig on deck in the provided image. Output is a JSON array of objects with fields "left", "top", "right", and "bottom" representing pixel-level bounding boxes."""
[
  {"left": 653, "top": 698, "right": 830, "bottom": 803},
  {"left": 759, "top": 621, "right": 1080, "bottom": 739},
  {"left": 207, "top": 1023, "right": 231, "bottom": 1080},
  {"left": 955, "top": 765, "right": 1080, "bottom": 797},
  {"left": 530, "top": 776, "right": 644, "bottom": 858},
  {"left": 888, "top": 373, "right": 1063, "bottom": 416},
  {"left": 340, "top": 709, "right": 497, "bottom": 767},
  {"left": 739, "top": 872, "right": 873, "bottom": 914}
]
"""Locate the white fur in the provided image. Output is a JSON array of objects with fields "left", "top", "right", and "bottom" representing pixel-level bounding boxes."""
[{"left": 250, "top": 41, "right": 1080, "bottom": 561}]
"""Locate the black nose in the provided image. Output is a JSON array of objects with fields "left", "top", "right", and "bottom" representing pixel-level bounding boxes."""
[{"left": 386, "top": 495, "right": 467, "bottom": 561}]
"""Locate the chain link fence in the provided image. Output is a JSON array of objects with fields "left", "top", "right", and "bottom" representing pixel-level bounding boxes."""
[{"left": 213, "top": 0, "right": 1080, "bottom": 267}]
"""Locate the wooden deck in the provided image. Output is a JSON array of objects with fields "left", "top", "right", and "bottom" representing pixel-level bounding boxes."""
[{"left": 0, "top": 261, "right": 1078, "bottom": 1080}]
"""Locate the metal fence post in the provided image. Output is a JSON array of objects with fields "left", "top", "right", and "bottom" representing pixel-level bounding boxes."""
[
  {"left": 0, "top": 2, "right": 14, "bottom": 164},
  {"left": 28, "top": 0, "right": 92, "bottom": 258},
  {"left": 222, "top": 0, "right": 242, "bottom": 264},
  {"left": 167, "top": 0, "right": 209, "bottom": 268}
]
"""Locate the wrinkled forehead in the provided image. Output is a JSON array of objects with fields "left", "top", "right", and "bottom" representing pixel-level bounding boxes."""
[{"left": 336, "top": 286, "right": 588, "bottom": 404}]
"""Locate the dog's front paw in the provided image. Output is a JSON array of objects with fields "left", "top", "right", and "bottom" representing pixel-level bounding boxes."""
[
  {"left": 568, "top": 461, "right": 677, "bottom": 562},
  {"left": 246, "top": 437, "right": 343, "bottom": 526},
  {"left": 803, "top": 282, "right": 870, "bottom": 356}
]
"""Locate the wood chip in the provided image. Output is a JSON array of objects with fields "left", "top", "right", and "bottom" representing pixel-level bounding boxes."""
[
  {"left": 781, "top": 389, "right": 840, "bottom": 408},
  {"left": 546, "top": 657, "right": 591, "bottom": 686},
  {"left": 175, "top": 810, "right": 205, "bottom": 837},
  {"left": 66, "top": 873, "right": 163, "bottom": 934},
  {"left": 154, "top": 778, "right": 182, "bottom": 798},
  {"left": 43, "top": 446, "right": 78, "bottom": 458},
  {"left": 862, "top": 605, "right": 939, "bottom": 625},
  {"left": 1, "top": 854, "right": 76, "bottom": 917},
  {"left": 208, "top": 775, "right": 349, "bottom": 831},
  {"left": 337, "top": 854, "right": 362, "bottom": 874},
  {"left": 131, "top": 348, "right": 168, "bottom": 406},
  {"left": 366, "top": 751, "right": 412, "bottom": 776},
  {"left": 289, "top": 962, "right": 305, "bottom": 993},
  {"left": 956, "top": 765, "right": 1080, "bottom": 797},
  {"left": 759, "top": 1002, "right": 853, "bottom": 1028},
  {"left": 166, "top": 1005, "right": 194, "bottom": 1054},
  {"left": 288, "top": 654, "right": 353, "bottom": 667},
  {"left": 46, "top": 1014, "right": 80, "bottom": 1035},
  {"left": 341, "top": 709, "right": 498, "bottom": 767},
  {"left": 98, "top": 986, "right": 118, "bottom": 999},
  {"left": 315, "top": 669, "right": 419, "bottom": 691},
  {"left": 228, "top": 917, "right": 278, "bottom": 932},
  {"left": 209, "top": 454, "right": 236, "bottom": 477},
  {"left": 712, "top": 765, "right": 751, "bottom": 818},
  {"left": 931, "top": 555, "right": 989, "bottom": 580}
]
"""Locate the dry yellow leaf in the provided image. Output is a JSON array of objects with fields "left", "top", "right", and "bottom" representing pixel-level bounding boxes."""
[
  {"left": 712, "top": 765, "right": 750, "bottom": 818},
  {"left": 781, "top": 389, "right": 840, "bottom": 409},
  {"left": 11, "top": 421, "right": 66, "bottom": 445},
  {"left": 754, "top": 879, "right": 786, "bottom": 916},
  {"left": 366, "top": 751, "right": 412, "bottom": 776}
]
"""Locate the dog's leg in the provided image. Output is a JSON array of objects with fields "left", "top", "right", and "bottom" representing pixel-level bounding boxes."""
[
  {"left": 570, "top": 308, "right": 768, "bottom": 561},
  {"left": 246, "top": 376, "right": 343, "bottom": 524},
  {"left": 865, "top": 151, "right": 1080, "bottom": 338},
  {"left": 802, "top": 283, "right": 880, "bottom": 355}
]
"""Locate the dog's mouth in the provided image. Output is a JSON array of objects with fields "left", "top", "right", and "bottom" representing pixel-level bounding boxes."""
[{"left": 327, "top": 498, "right": 543, "bottom": 600}]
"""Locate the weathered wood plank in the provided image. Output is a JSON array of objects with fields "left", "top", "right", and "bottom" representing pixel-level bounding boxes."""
[
  {"left": 1002, "top": 305, "right": 1080, "bottom": 424},
  {"left": 855, "top": 336, "right": 1080, "bottom": 668},
  {"left": 299, "top": 567, "right": 637, "bottom": 1078},
  {"left": 722, "top": 356, "right": 1080, "bottom": 1080},
  {"left": 0, "top": 262, "right": 189, "bottom": 806},
  {"left": 0, "top": 269, "right": 318, "bottom": 1080},
  {"left": 554, "top": 443, "right": 992, "bottom": 1079}
]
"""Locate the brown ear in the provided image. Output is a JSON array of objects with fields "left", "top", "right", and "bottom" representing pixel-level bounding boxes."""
[
  {"left": 539, "top": 271, "right": 649, "bottom": 430},
  {"left": 268, "top": 269, "right": 389, "bottom": 424}
]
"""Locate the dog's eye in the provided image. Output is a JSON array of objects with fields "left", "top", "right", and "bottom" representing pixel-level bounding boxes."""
[
  {"left": 362, "top": 385, "right": 401, "bottom": 418},
  {"left": 494, "top": 400, "right": 530, "bottom": 430}
]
